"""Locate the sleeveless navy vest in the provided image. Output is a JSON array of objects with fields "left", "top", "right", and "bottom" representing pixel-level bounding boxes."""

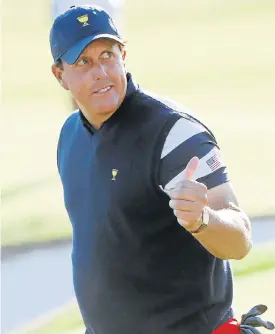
[{"left": 57, "top": 73, "right": 233, "bottom": 334}]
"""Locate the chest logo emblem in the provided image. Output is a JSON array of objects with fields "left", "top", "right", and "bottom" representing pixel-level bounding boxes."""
[{"left": 112, "top": 169, "right": 118, "bottom": 181}]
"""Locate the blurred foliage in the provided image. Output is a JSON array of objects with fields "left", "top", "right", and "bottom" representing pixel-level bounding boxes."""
[{"left": 2, "top": 0, "right": 275, "bottom": 246}]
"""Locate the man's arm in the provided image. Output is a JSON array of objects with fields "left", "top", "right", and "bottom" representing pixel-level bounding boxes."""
[
  {"left": 198, "top": 182, "right": 252, "bottom": 260},
  {"left": 169, "top": 177, "right": 252, "bottom": 260},
  {"left": 159, "top": 116, "right": 252, "bottom": 260}
]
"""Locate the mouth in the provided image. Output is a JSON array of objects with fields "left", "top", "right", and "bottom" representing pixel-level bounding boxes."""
[{"left": 93, "top": 85, "right": 113, "bottom": 95}]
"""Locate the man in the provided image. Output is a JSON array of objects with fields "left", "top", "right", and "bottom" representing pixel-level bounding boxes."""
[{"left": 50, "top": 6, "right": 274, "bottom": 334}]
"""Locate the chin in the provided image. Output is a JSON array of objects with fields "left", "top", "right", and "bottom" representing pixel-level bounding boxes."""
[
  {"left": 95, "top": 98, "right": 121, "bottom": 114},
  {"left": 97, "top": 104, "right": 118, "bottom": 115}
]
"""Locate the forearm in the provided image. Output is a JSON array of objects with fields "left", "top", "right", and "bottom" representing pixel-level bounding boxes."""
[{"left": 193, "top": 206, "right": 252, "bottom": 260}]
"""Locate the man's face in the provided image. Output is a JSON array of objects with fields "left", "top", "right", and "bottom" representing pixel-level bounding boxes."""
[{"left": 53, "top": 39, "right": 127, "bottom": 123}]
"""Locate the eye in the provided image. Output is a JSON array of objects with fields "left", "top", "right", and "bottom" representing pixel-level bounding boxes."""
[
  {"left": 101, "top": 51, "right": 113, "bottom": 59},
  {"left": 76, "top": 58, "right": 88, "bottom": 66}
]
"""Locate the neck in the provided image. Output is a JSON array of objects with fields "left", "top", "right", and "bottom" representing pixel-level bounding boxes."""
[
  {"left": 85, "top": 114, "right": 103, "bottom": 130},
  {"left": 79, "top": 106, "right": 116, "bottom": 130}
]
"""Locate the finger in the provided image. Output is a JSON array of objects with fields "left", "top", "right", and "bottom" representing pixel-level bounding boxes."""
[
  {"left": 173, "top": 209, "right": 202, "bottom": 222},
  {"left": 183, "top": 156, "right": 200, "bottom": 181},
  {"left": 169, "top": 181, "right": 207, "bottom": 199},
  {"left": 169, "top": 188, "right": 197, "bottom": 202},
  {"left": 170, "top": 199, "right": 198, "bottom": 211},
  {"left": 170, "top": 197, "right": 207, "bottom": 211}
]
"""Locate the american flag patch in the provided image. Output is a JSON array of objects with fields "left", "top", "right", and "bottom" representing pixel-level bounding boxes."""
[{"left": 206, "top": 153, "right": 222, "bottom": 171}]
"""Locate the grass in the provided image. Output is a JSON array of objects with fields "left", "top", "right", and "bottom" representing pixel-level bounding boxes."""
[
  {"left": 2, "top": 0, "right": 275, "bottom": 246},
  {"left": 232, "top": 242, "right": 275, "bottom": 277},
  {"left": 233, "top": 269, "right": 275, "bottom": 334},
  {"left": 1, "top": 177, "right": 71, "bottom": 247},
  {"left": 13, "top": 302, "right": 83, "bottom": 334},
  {"left": 15, "top": 243, "right": 275, "bottom": 334}
]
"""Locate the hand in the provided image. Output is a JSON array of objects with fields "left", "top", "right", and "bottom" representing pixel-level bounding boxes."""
[{"left": 168, "top": 157, "right": 208, "bottom": 232}]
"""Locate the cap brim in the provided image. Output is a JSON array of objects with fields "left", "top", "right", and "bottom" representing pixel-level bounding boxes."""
[{"left": 60, "top": 34, "right": 124, "bottom": 65}]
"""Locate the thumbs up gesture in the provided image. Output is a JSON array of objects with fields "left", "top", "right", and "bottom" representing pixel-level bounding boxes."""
[{"left": 168, "top": 157, "right": 208, "bottom": 232}]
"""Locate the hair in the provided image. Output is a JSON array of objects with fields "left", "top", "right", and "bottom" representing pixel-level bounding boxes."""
[
  {"left": 118, "top": 41, "right": 127, "bottom": 52},
  {"left": 54, "top": 58, "right": 64, "bottom": 70},
  {"left": 54, "top": 40, "right": 127, "bottom": 69}
]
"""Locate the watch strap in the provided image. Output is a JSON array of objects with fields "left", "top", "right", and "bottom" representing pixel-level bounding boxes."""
[{"left": 190, "top": 208, "right": 208, "bottom": 234}]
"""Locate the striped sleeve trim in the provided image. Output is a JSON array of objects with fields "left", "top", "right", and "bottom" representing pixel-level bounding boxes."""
[
  {"left": 161, "top": 117, "right": 206, "bottom": 158},
  {"left": 159, "top": 118, "right": 228, "bottom": 191},
  {"left": 197, "top": 167, "right": 229, "bottom": 189}
]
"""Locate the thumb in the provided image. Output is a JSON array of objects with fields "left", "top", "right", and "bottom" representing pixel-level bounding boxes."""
[{"left": 183, "top": 156, "right": 200, "bottom": 180}]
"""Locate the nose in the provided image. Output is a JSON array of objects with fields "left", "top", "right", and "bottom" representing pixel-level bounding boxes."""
[{"left": 91, "top": 62, "right": 107, "bottom": 81}]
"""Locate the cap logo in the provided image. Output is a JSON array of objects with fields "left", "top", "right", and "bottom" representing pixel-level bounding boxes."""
[{"left": 77, "top": 14, "right": 89, "bottom": 27}]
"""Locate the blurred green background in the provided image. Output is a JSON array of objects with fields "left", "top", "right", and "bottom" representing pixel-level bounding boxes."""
[
  {"left": 2, "top": 0, "right": 275, "bottom": 247},
  {"left": 2, "top": 1, "right": 275, "bottom": 333}
]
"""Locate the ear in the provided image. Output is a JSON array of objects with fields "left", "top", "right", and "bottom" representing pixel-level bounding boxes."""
[
  {"left": 122, "top": 49, "right": 127, "bottom": 61},
  {"left": 51, "top": 64, "right": 69, "bottom": 90}
]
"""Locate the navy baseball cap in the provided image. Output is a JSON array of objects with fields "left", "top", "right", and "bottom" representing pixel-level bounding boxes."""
[{"left": 50, "top": 5, "right": 124, "bottom": 65}]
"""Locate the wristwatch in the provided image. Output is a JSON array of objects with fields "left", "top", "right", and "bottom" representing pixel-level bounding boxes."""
[{"left": 190, "top": 207, "right": 210, "bottom": 234}]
